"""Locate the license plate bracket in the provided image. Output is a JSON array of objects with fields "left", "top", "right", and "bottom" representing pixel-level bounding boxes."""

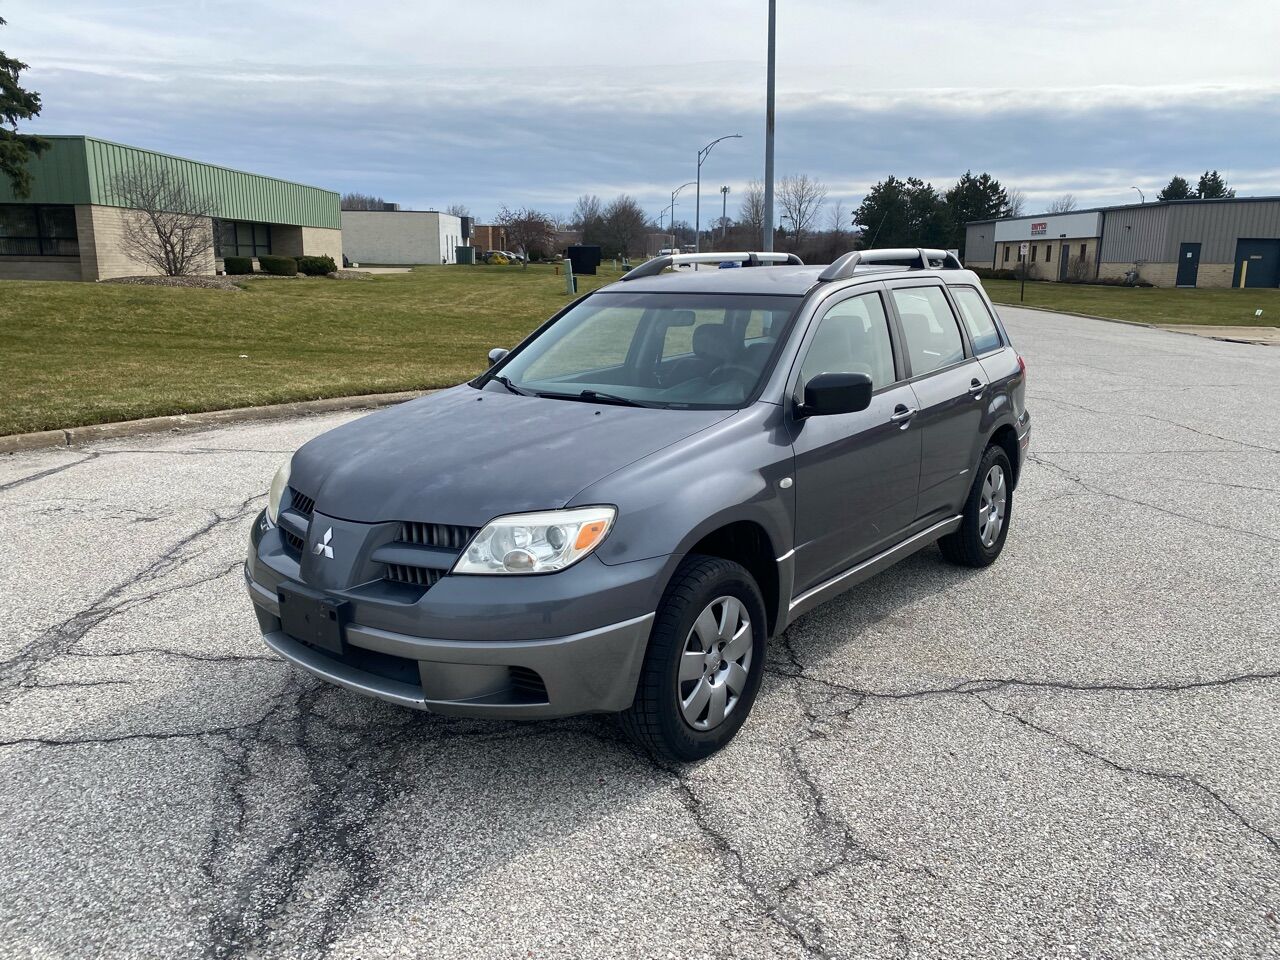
[{"left": 278, "top": 584, "right": 349, "bottom": 656}]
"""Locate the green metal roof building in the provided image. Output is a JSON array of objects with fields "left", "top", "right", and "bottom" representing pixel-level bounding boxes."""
[{"left": 0, "top": 136, "right": 342, "bottom": 281}]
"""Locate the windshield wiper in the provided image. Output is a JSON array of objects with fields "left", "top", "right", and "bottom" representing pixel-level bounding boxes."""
[
  {"left": 536, "top": 389, "right": 658, "bottom": 409},
  {"left": 490, "top": 374, "right": 532, "bottom": 397}
]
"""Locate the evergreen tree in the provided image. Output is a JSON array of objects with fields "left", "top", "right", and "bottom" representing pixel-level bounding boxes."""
[
  {"left": 0, "top": 14, "right": 48, "bottom": 198},
  {"left": 1157, "top": 175, "right": 1192, "bottom": 201},
  {"left": 944, "top": 171, "right": 1009, "bottom": 254},
  {"left": 1195, "top": 170, "right": 1235, "bottom": 199},
  {"left": 854, "top": 176, "right": 952, "bottom": 249}
]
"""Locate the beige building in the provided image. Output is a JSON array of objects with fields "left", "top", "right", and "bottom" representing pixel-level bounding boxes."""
[{"left": 0, "top": 136, "right": 341, "bottom": 281}]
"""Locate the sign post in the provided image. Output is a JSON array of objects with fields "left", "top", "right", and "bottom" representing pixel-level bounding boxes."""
[{"left": 1019, "top": 242, "right": 1029, "bottom": 302}]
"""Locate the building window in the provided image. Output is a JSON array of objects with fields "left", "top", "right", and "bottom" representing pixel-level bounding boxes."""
[
  {"left": 1045, "top": 244, "right": 1051, "bottom": 263},
  {"left": 1030, "top": 245, "right": 1037, "bottom": 263},
  {"left": 1003, "top": 246, "right": 1010, "bottom": 263},
  {"left": 0, "top": 204, "right": 80, "bottom": 256},
  {"left": 214, "top": 219, "right": 272, "bottom": 259},
  {"left": 1080, "top": 243, "right": 1087, "bottom": 260}
]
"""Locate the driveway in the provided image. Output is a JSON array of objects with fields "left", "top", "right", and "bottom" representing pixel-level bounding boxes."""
[{"left": 1, "top": 308, "right": 1277, "bottom": 959}]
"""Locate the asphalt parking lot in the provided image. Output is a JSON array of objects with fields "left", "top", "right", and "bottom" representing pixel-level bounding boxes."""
[{"left": 1, "top": 306, "right": 1277, "bottom": 959}]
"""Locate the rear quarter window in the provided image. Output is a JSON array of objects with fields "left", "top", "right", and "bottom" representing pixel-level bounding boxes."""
[{"left": 950, "top": 286, "right": 1003, "bottom": 355}]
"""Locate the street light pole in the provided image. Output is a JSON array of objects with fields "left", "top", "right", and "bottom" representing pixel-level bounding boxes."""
[
  {"left": 671, "top": 181, "right": 695, "bottom": 248},
  {"left": 762, "top": 0, "right": 776, "bottom": 251},
  {"left": 720, "top": 185, "right": 730, "bottom": 246},
  {"left": 695, "top": 134, "right": 742, "bottom": 254},
  {"left": 1132, "top": 186, "right": 1145, "bottom": 204}
]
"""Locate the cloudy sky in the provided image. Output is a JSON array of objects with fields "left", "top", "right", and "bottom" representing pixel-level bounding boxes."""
[{"left": 6, "top": 1, "right": 1280, "bottom": 223}]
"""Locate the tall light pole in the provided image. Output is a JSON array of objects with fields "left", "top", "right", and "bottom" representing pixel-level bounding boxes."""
[
  {"left": 1131, "top": 186, "right": 1145, "bottom": 204},
  {"left": 720, "top": 185, "right": 730, "bottom": 246},
  {"left": 670, "top": 181, "right": 695, "bottom": 248},
  {"left": 762, "top": 0, "right": 776, "bottom": 251},
  {"left": 695, "top": 134, "right": 742, "bottom": 253}
]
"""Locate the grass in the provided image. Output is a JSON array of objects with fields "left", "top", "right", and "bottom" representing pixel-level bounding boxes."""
[
  {"left": 981, "top": 279, "right": 1280, "bottom": 328},
  {"left": 0, "top": 263, "right": 619, "bottom": 436}
]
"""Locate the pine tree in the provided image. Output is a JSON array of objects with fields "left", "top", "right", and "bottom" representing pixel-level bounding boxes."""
[
  {"left": 1157, "top": 176, "right": 1193, "bottom": 201},
  {"left": 1194, "top": 170, "right": 1235, "bottom": 200},
  {"left": 0, "top": 14, "right": 48, "bottom": 198}
]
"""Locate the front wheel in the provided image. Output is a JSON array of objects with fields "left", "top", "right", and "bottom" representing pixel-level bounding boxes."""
[
  {"left": 620, "top": 555, "right": 767, "bottom": 762},
  {"left": 938, "top": 444, "right": 1013, "bottom": 567}
]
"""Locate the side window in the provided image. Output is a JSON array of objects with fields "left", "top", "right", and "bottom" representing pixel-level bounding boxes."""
[
  {"left": 949, "top": 286, "right": 1003, "bottom": 354},
  {"left": 798, "top": 292, "right": 896, "bottom": 390},
  {"left": 890, "top": 286, "right": 965, "bottom": 376}
]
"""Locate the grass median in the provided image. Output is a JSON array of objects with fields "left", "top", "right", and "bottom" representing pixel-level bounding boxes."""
[
  {"left": 0, "top": 263, "right": 617, "bottom": 436},
  {"left": 982, "top": 279, "right": 1280, "bottom": 327}
]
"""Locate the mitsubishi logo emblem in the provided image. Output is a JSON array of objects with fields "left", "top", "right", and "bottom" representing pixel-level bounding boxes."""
[{"left": 313, "top": 527, "right": 334, "bottom": 559}]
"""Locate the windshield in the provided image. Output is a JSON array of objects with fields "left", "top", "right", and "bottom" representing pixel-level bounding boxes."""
[{"left": 482, "top": 292, "right": 801, "bottom": 409}]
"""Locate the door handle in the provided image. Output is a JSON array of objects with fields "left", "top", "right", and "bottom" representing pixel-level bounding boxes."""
[
  {"left": 890, "top": 404, "right": 917, "bottom": 424},
  {"left": 969, "top": 378, "right": 987, "bottom": 397}
]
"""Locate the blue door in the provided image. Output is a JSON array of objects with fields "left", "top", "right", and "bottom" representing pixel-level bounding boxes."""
[
  {"left": 1175, "top": 243, "right": 1201, "bottom": 287},
  {"left": 1233, "top": 239, "right": 1280, "bottom": 288}
]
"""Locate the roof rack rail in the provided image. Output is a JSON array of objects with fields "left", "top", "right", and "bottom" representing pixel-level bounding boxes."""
[
  {"left": 817, "top": 247, "right": 962, "bottom": 282},
  {"left": 620, "top": 251, "right": 804, "bottom": 281}
]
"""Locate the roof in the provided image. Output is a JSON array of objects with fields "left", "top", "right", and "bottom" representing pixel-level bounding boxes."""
[
  {"left": 596, "top": 262, "right": 975, "bottom": 296},
  {"left": 966, "top": 194, "right": 1280, "bottom": 229},
  {"left": 0, "top": 135, "right": 341, "bottom": 229}
]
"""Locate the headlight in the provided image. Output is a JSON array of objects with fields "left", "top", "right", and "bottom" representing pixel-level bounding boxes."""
[
  {"left": 267, "top": 460, "right": 291, "bottom": 525},
  {"left": 452, "top": 506, "right": 616, "bottom": 575}
]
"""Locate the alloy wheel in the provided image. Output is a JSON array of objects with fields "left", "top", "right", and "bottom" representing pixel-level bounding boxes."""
[
  {"left": 678, "top": 595, "right": 753, "bottom": 731},
  {"left": 978, "top": 464, "right": 1007, "bottom": 548}
]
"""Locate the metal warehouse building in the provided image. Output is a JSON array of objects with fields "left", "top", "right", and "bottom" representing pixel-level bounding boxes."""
[
  {"left": 965, "top": 197, "right": 1280, "bottom": 288},
  {"left": 0, "top": 136, "right": 341, "bottom": 281},
  {"left": 341, "top": 210, "right": 468, "bottom": 265}
]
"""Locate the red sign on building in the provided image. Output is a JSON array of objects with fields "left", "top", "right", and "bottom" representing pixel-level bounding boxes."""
[{"left": 1030, "top": 222, "right": 1048, "bottom": 235}]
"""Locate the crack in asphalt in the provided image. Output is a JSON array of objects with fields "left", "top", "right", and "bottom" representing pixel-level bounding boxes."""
[
  {"left": 1033, "top": 395, "right": 1280, "bottom": 455},
  {"left": 0, "top": 452, "right": 101, "bottom": 492}
]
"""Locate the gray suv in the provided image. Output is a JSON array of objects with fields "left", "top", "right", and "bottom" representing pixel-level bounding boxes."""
[{"left": 245, "top": 248, "right": 1030, "bottom": 760}]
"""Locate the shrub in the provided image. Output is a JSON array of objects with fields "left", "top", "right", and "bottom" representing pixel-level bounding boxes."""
[
  {"left": 223, "top": 256, "right": 253, "bottom": 275},
  {"left": 257, "top": 255, "right": 298, "bottom": 276},
  {"left": 971, "top": 267, "right": 1019, "bottom": 281},
  {"left": 489, "top": 254, "right": 509, "bottom": 265},
  {"left": 295, "top": 255, "right": 337, "bottom": 276}
]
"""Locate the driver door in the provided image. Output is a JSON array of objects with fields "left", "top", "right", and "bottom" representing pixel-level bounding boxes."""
[{"left": 788, "top": 287, "right": 922, "bottom": 593}]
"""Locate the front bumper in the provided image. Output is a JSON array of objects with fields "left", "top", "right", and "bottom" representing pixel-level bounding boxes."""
[{"left": 245, "top": 510, "right": 665, "bottom": 718}]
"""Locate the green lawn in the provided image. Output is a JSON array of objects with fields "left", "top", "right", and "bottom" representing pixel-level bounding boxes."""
[
  {"left": 982, "top": 279, "right": 1280, "bottom": 327},
  {"left": 0, "top": 263, "right": 617, "bottom": 436}
]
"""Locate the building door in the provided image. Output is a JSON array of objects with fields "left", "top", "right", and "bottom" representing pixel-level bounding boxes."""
[
  {"left": 1059, "top": 242, "right": 1071, "bottom": 281},
  {"left": 1175, "top": 242, "right": 1201, "bottom": 287},
  {"left": 1232, "top": 239, "right": 1280, "bottom": 288}
]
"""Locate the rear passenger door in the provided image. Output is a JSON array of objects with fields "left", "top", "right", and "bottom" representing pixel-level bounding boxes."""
[
  {"left": 886, "top": 281, "right": 987, "bottom": 526},
  {"left": 788, "top": 287, "right": 922, "bottom": 592}
]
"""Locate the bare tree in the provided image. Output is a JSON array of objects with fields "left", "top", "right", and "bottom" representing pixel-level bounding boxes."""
[
  {"left": 739, "top": 179, "right": 765, "bottom": 233},
  {"left": 1046, "top": 193, "right": 1078, "bottom": 213},
  {"left": 495, "top": 205, "right": 556, "bottom": 267},
  {"left": 826, "top": 199, "right": 848, "bottom": 236},
  {"left": 445, "top": 203, "right": 470, "bottom": 218},
  {"left": 1004, "top": 188, "right": 1027, "bottom": 218},
  {"left": 778, "top": 174, "right": 828, "bottom": 245},
  {"left": 341, "top": 192, "right": 391, "bottom": 211},
  {"left": 111, "top": 166, "right": 217, "bottom": 276}
]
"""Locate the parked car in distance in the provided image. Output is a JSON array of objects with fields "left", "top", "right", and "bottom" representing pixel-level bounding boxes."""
[{"left": 245, "top": 248, "right": 1030, "bottom": 761}]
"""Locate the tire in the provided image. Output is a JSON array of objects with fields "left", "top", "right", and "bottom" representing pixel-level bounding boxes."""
[
  {"left": 620, "top": 555, "right": 767, "bottom": 763},
  {"left": 938, "top": 444, "right": 1013, "bottom": 568}
]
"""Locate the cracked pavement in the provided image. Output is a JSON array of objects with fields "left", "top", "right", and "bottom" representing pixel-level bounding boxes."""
[{"left": 1, "top": 307, "right": 1277, "bottom": 959}]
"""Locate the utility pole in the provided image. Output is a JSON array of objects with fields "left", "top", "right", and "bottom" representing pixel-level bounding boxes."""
[
  {"left": 720, "top": 185, "right": 730, "bottom": 246},
  {"left": 671, "top": 182, "right": 695, "bottom": 249},
  {"left": 762, "top": 0, "right": 776, "bottom": 251}
]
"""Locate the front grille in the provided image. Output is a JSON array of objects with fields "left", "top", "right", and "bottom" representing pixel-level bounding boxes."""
[
  {"left": 399, "top": 522, "right": 478, "bottom": 550},
  {"left": 282, "top": 529, "right": 306, "bottom": 553},
  {"left": 384, "top": 563, "right": 444, "bottom": 588},
  {"left": 508, "top": 666, "right": 549, "bottom": 703},
  {"left": 289, "top": 489, "right": 315, "bottom": 516}
]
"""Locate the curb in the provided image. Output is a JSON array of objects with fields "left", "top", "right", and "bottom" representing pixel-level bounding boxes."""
[
  {"left": 0, "top": 390, "right": 429, "bottom": 455},
  {"left": 991, "top": 301, "right": 1277, "bottom": 344}
]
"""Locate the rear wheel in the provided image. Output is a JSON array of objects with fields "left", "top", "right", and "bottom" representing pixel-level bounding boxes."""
[
  {"left": 939, "top": 444, "right": 1013, "bottom": 567},
  {"left": 620, "top": 555, "right": 767, "bottom": 762}
]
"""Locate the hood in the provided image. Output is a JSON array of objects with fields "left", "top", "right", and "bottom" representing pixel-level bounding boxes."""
[{"left": 292, "top": 385, "right": 732, "bottom": 526}]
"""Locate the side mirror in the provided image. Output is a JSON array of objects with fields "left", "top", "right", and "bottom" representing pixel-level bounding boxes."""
[
  {"left": 487, "top": 347, "right": 508, "bottom": 366},
  {"left": 798, "top": 372, "right": 873, "bottom": 418}
]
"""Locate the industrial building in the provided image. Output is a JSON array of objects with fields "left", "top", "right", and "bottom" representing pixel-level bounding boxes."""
[
  {"left": 965, "top": 197, "right": 1280, "bottom": 288},
  {"left": 0, "top": 136, "right": 341, "bottom": 282},
  {"left": 341, "top": 210, "right": 469, "bottom": 265}
]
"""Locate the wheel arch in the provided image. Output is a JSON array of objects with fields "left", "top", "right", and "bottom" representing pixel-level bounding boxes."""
[
  {"left": 683, "top": 520, "right": 782, "bottom": 639},
  {"left": 988, "top": 421, "right": 1021, "bottom": 489}
]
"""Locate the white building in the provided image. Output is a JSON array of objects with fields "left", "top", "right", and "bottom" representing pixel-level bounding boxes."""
[{"left": 340, "top": 210, "right": 465, "bottom": 265}]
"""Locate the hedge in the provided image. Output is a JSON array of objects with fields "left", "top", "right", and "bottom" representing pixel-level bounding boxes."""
[
  {"left": 223, "top": 256, "right": 253, "bottom": 276},
  {"left": 295, "top": 255, "right": 337, "bottom": 276},
  {"left": 257, "top": 255, "right": 298, "bottom": 276}
]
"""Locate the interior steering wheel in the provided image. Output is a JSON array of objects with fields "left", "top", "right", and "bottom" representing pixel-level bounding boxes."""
[{"left": 708, "top": 363, "right": 758, "bottom": 385}]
